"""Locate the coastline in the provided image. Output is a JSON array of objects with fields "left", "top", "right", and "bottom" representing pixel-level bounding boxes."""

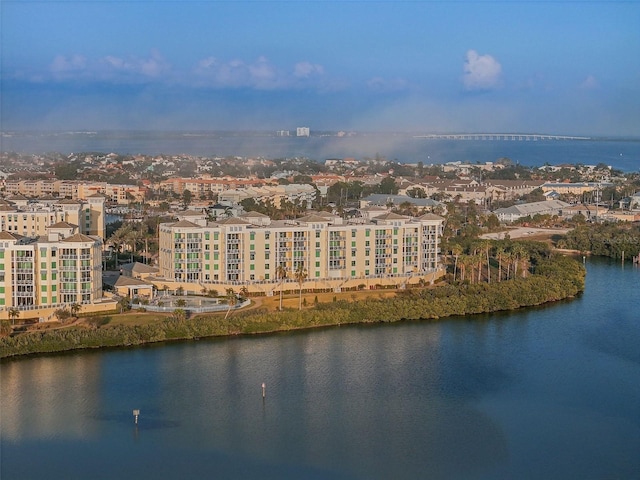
[{"left": 0, "top": 255, "right": 586, "bottom": 360}]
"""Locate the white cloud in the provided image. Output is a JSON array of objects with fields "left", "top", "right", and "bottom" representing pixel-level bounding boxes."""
[
  {"left": 193, "top": 56, "right": 282, "bottom": 88},
  {"left": 293, "top": 61, "right": 324, "bottom": 78},
  {"left": 50, "top": 55, "right": 87, "bottom": 78},
  {"left": 462, "top": 50, "right": 503, "bottom": 91},
  {"left": 366, "top": 77, "right": 409, "bottom": 92},
  {"left": 100, "top": 50, "right": 170, "bottom": 78},
  {"left": 43, "top": 50, "right": 331, "bottom": 91},
  {"left": 579, "top": 74, "right": 599, "bottom": 90}
]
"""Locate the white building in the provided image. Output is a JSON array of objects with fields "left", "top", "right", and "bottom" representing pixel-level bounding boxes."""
[{"left": 296, "top": 127, "right": 310, "bottom": 137}]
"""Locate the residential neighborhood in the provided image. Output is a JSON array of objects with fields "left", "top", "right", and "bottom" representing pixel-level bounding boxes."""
[{"left": 1, "top": 150, "right": 639, "bottom": 322}]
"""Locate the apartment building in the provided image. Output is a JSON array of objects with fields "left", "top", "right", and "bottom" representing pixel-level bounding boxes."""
[
  {"left": 157, "top": 177, "right": 275, "bottom": 200},
  {"left": 157, "top": 211, "right": 444, "bottom": 294},
  {"left": 0, "top": 225, "right": 106, "bottom": 318},
  {"left": 0, "top": 195, "right": 106, "bottom": 239},
  {"left": 4, "top": 179, "right": 146, "bottom": 205}
]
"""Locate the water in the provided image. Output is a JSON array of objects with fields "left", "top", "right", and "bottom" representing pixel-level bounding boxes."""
[
  {"left": 2, "top": 131, "right": 639, "bottom": 172},
  {"left": 1, "top": 258, "right": 639, "bottom": 480}
]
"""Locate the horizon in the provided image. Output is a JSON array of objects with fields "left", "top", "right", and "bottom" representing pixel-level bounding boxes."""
[
  {"left": 2, "top": 1, "right": 639, "bottom": 136},
  {"left": 3, "top": 129, "right": 640, "bottom": 141}
]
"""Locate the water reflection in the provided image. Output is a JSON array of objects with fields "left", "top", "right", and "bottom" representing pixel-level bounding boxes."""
[
  {"left": 2, "top": 259, "right": 639, "bottom": 479},
  {"left": 2, "top": 355, "right": 103, "bottom": 441}
]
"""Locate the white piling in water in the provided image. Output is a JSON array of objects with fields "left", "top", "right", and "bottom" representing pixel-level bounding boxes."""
[
  {"left": 133, "top": 409, "right": 140, "bottom": 425},
  {"left": 261, "top": 383, "right": 266, "bottom": 399}
]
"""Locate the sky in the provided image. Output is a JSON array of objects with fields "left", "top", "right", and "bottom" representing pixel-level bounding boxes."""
[{"left": 1, "top": 0, "right": 639, "bottom": 136}]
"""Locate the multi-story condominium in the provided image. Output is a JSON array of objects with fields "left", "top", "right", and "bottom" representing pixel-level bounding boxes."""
[
  {"left": 4, "top": 179, "right": 146, "bottom": 205},
  {"left": 0, "top": 195, "right": 105, "bottom": 239},
  {"left": 157, "top": 177, "right": 275, "bottom": 200},
  {"left": 158, "top": 211, "right": 444, "bottom": 294},
  {"left": 0, "top": 225, "right": 104, "bottom": 317}
]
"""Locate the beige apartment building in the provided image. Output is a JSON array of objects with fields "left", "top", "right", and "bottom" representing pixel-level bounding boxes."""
[
  {"left": 157, "top": 211, "right": 445, "bottom": 295},
  {"left": 0, "top": 225, "right": 114, "bottom": 321},
  {"left": 0, "top": 195, "right": 106, "bottom": 239},
  {"left": 5, "top": 179, "right": 146, "bottom": 205}
]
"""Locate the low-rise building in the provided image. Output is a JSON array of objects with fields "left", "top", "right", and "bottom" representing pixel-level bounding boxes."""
[{"left": 493, "top": 200, "right": 571, "bottom": 223}]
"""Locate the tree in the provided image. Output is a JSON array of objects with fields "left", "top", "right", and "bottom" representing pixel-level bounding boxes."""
[
  {"left": 378, "top": 177, "right": 399, "bottom": 195},
  {"left": 224, "top": 288, "right": 237, "bottom": 319},
  {"left": 7, "top": 307, "right": 20, "bottom": 326},
  {"left": 173, "top": 308, "right": 187, "bottom": 321},
  {"left": 69, "top": 303, "right": 81, "bottom": 319},
  {"left": 118, "top": 296, "right": 131, "bottom": 314},
  {"left": 495, "top": 247, "right": 505, "bottom": 282},
  {"left": 239, "top": 285, "right": 249, "bottom": 299},
  {"left": 0, "top": 319, "right": 11, "bottom": 338},
  {"left": 182, "top": 189, "right": 193, "bottom": 207},
  {"left": 276, "top": 264, "right": 288, "bottom": 311},
  {"left": 175, "top": 298, "right": 187, "bottom": 308},
  {"left": 481, "top": 240, "right": 491, "bottom": 284},
  {"left": 294, "top": 263, "right": 308, "bottom": 310},
  {"left": 451, "top": 244, "right": 463, "bottom": 282},
  {"left": 54, "top": 308, "right": 71, "bottom": 323}
]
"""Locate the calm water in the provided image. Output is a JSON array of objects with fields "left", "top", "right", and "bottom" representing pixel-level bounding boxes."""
[
  {"left": 1, "top": 258, "right": 639, "bottom": 480},
  {"left": 2, "top": 131, "right": 640, "bottom": 172}
]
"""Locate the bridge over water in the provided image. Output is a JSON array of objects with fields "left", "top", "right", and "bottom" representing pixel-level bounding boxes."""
[{"left": 413, "top": 133, "right": 591, "bottom": 141}]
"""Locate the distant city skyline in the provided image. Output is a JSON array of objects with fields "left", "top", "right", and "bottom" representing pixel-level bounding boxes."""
[{"left": 2, "top": 1, "right": 639, "bottom": 136}]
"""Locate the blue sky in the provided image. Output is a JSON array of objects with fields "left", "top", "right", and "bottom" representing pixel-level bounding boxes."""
[{"left": 2, "top": 0, "right": 639, "bottom": 135}]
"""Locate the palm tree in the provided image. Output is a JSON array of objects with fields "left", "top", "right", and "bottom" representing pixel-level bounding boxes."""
[
  {"left": 276, "top": 264, "right": 288, "bottom": 311},
  {"left": 495, "top": 247, "right": 505, "bottom": 282},
  {"left": 451, "top": 244, "right": 463, "bottom": 282},
  {"left": 481, "top": 240, "right": 491, "bottom": 284},
  {"left": 7, "top": 307, "right": 20, "bottom": 326},
  {"left": 511, "top": 245, "right": 525, "bottom": 278},
  {"left": 458, "top": 254, "right": 468, "bottom": 283},
  {"left": 294, "top": 263, "right": 308, "bottom": 310},
  {"left": 224, "top": 288, "right": 237, "bottom": 320},
  {"left": 239, "top": 285, "right": 249, "bottom": 299}
]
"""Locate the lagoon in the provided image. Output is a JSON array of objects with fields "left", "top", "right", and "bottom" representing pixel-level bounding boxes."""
[{"left": 1, "top": 257, "right": 639, "bottom": 479}]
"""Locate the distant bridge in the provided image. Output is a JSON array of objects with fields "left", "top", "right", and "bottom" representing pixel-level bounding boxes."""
[{"left": 413, "top": 133, "right": 591, "bottom": 141}]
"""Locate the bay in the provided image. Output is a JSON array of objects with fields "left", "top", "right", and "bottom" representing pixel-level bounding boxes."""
[
  {"left": 1, "top": 257, "right": 639, "bottom": 479},
  {"left": 2, "top": 131, "right": 639, "bottom": 172}
]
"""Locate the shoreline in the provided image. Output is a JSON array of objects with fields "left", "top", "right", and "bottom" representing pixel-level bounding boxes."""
[{"left": 0, "top": 255, "right": 586, "bottom": 360}]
